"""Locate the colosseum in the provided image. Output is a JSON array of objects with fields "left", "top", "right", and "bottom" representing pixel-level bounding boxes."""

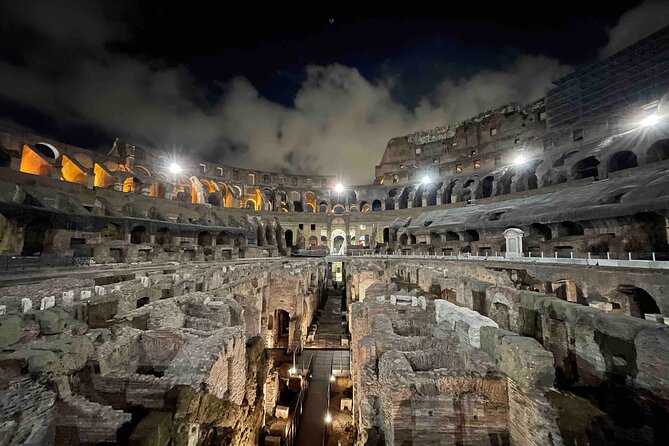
[{"left": 0, "top": 18, "right": 668, "bottom": 446}]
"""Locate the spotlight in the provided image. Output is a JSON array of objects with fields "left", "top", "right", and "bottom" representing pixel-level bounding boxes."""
[
  {"left": 325, "top": 413, "right": 333, "bottom": 423},
  {"left": 513, "top": 154, "right": 527, "bottom": 166},
  {"left": 330, "top": 375, "right": 336, "bottom": 382},
  {"left": 334, "top": 183, "right": 344, "bottom": 193},
  {"left": 640, "top": 114, "right": 660, "bottom": 127},
  {"left": 169, "top": 162, "right": 182, "bottom": 174},
  {"left": 422, "top": 175, "right": 431, "bottom": 184}
]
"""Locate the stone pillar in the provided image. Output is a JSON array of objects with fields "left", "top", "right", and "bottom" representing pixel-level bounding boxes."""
[{"left": 503, "top": 228, "right": 524, "bottom": 258}]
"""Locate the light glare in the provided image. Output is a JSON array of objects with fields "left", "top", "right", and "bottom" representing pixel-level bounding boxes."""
[
  {"left": 640, "top": 114, "right": 660, "bottom": 127},
  {"left": 422, "top": 175, "right": 430, "bottom": 184},
  {"left": 334, "top": 183, "right": 344, "bottom": 193},
  {"left": 513, "top": 155, "right": 527, "bottom": 166},
  {"left": 289, "top": 367, "right": 296, "bottom": 375},
  {"left": 169, "top": 162, "right": 182, "bottom": 174},
  {"left": 325, "top": 413, "right": 333, "bottom": 423}
]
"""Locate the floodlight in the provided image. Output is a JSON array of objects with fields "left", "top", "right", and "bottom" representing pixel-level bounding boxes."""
[
  {"left": 169, "top": 162, "right": 182, "bottom": 174},
  {"left": 422, "top": 175, "right": 430, "bottom": 184},
  {"left": 334, "top": 183, "right": 344, "bottom": 193},
  {"left": 513, "top": 154, "right": 527, "bottom": 166},
  {"left": 640, "top": 114, "right": 660, "bottom": 127}
]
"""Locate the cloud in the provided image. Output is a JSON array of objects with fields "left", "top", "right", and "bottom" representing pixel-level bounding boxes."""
[
  {"left": 601, "top": 0, "right": 669, "bottom": 58},
  {"left": 0, "top": 1, "right": 571, "bottom": 184}
]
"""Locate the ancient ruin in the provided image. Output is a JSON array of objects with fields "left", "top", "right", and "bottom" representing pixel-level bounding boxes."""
[{"left": 0, "top": 23, "right": 668, "bottom": 446}]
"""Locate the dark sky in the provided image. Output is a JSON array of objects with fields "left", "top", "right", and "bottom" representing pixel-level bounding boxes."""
[{"left": 0, "top": 1, "right": 668, "bottom": 183}]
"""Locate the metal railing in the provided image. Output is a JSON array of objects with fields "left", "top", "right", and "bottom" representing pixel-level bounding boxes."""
[
  {"left": 0, "top": 254, "right": 93, "bottom": 272},
  {"left": 285, "top": 354, "right": 314, "bottom": 446},
  {"left": 346, "top": 251, "right": 669, "bottom": 270}
]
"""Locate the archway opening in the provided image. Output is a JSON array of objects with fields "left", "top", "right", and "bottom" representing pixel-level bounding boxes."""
[
  {"left": 558, "top": 221, "right": 584, "bottom": 237},
  {"left": 463, "top": 230, "right": 480, "bottom": 242},
  {"left": 608, "top": 151, "right": 638, "bottom": 173},
  {"left": 155, "top": 227, "right": 172, "bottom": 246},
  {"left": 445, "top": 231, "right": 459, "bottom": 242},
  {"left": 285, "top": 229, "right": 293, "bottom": 247},
  {"left": 372, "top": 200, "right": 382, "bottom": 211},
  {"left": 478, "top": 176, "right": 494, "bottom": 198},
  {"left": 197, "top": 231, "right": 213, "bottom": 247},
  {"left": 22, "top": 217, "right": 52, "bottom": 255},
  {"left": 217, "top": 231, "right": 231, "bottom": 245},
  {"left": 646, "top": 139, "right": 669, "bottom": 163},
  {"left": 130, "top": 226, "right": 149, "bottom": 245},
  {"left": 275, "top": 309, "right": 290, "bottom": 348},
  {"left": 333, "top": 235, "right": 345, "bottom": 254},
  {"left": 616, "top": 285, "right": 660, "bottom": 319},
  {"left": 571, "top": 157, "right": 600, "bottom": 180}
]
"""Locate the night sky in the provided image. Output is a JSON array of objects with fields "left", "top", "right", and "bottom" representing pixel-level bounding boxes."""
[{"left": 0, "top": 1, "right": 668, "bottom": 183}]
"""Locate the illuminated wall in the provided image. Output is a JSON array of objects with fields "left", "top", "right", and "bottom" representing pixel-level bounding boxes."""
[
  {"left": 61, "top": 155, "right": 88, "bottom": 185},
  {"left": 19, "top": 145, "right": 52, "bottom": 177}
]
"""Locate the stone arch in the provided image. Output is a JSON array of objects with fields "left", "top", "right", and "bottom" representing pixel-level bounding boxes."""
[
  {"left": 155, "top": 227, "right": 172, "bottom": 245},
  {"left": 197, "top": 230, "right": 213, "bottom": 247},
  {"left": 217, "top": 231, "right": 231, "bottom": 245},
  {"left": 445, "top": 231, "right": 459, "bottom": 241},
  {"left": 285, "top": 229, "right": 293, "bottom": 247},
  {"left": 372, "top": 199, "right": 382, "bottom": 211},
  {"left": 305, "top": 191, "right": 316, "bottom": 213},
  {"left": 398, "top": 186, "right": 414, "bottom": 209},
  {"left": 645, "top": 139, "right": 669, "bottom": 163},
  {"left": 34, "top": 143, "right": 59, "bottom": 160},
  {"left": 495, "top": 172, "right": 513, "bottom": 196},
  {"left": 557, "top": 221, "right": 584, "bottom": 237},
  {"left": 101, "top": 223, "right": 123, "bottom": 240},
  {"left": 331, "top": 228, "right": 347, "bottom": 254},
  {"left": 442, "top": 180, "right": 458, "bottom": 204},
  {"left": 607, "top": 150, "right": 638, "bottom": 173},
  {"left": 571, "top": 156, "right": 600, "bottom": 180},
  {"left": 291, "top": 191, "right": 303, "bottom": 212},
  {"left": 386, "top": 188, "right": 398, "bottom": 210},
  {"left": 130, "top": 225, "right": 149, "bottom": 245},
  {"left": 529, "top": 223, "right": 552, "bottom": 240},
  {"left": 613, "top": 285, "right": 661, "bottom": 319},
  {"left": 476, "top": 176, "right": 494, "bottom": 199},
  {"left": 318, "top": 201, "right": 328, "bottom": 213},
  {"left": 332, "top": 204, "right": 345, "bottom": 215},
  {"left": 463, "top": 229, "right": 479, "bottom": 242},
  {"left": 425, "top": 182, "right": 441, "bottom": 206},
  {"left": 515, "top": 168, "right": 538, "bottom": 192},
  {"left": 22, "top": 217, "right": 53, "bottom": 255}
]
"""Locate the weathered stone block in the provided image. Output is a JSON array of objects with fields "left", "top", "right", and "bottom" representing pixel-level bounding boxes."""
[
  {"left": 0, "top": 315, "right": 22, "bottom": 348},
  {"left": 40, "top": 295, "right": 55, "bottom": 310},
  {"left": 21, "top": 298, "right": 32, "bottom": 313},
  {"left": 34, "top": 308, "right": 72, "bottom": 335},
  {"left": 275, "top": 405, "right": 289, "bottom": 419}
]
